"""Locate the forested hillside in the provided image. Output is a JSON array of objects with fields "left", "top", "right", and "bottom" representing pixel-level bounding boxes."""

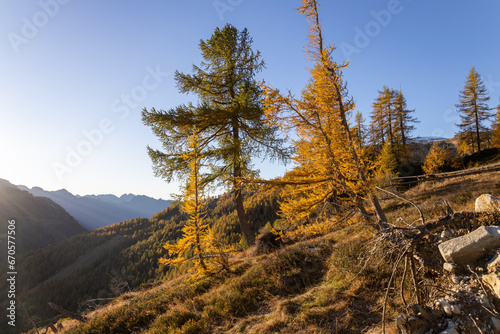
[{"left": 0, "top": 187, "right": 279, "bottom": 333}]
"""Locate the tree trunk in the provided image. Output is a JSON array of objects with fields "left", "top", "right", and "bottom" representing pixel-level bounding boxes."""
[
  {"left": 232, "top": 122, "right": 255, "bottom": 247},
  {"left": 369, "top": 194, "right": 389, "bottom": 229},
  {"left": 400, "top": 115, "right": 406, "bottom": 147},
  {"left": 234, "top": 177, "right": 254, "bottom": 247},
  {"left": 475, "top": 108, "right": 481, "bottom": 152}
]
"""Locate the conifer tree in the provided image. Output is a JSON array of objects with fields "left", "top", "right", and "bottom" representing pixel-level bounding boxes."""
[
  {"left": 142, "top": 24, "right": 288, "bottom": 246},
  {"left": 492, "top": 105, "right": 500, "bottom": 149},
  {"left": 159, "top": 132, "right": 233, "bottom": 278},
  {"left": 456, "top": 67, "right": 492, "bottom": 152},
  {"left": 370, "top": 86, "right": 397, "bottom": 149},
  {"left": 422, "top": 142, "right": 452, "bottom": 175},
  {"left": 393, "top": 90, "right": 418, "bottom": 156},
  {"left": 351, "top": 111, "right": 368, "bottom": 150},
  {"left": 262, "top": 0, "right": 387, "bottom": 226},
  {"left": 375, "top": 141, "right": 398, "bottom": 183},
  {"left": 369, "top": 87, "right": 417, "bottom": 158}
]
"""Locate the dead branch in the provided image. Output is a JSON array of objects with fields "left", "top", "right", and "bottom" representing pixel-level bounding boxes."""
[
  {"left": 382, "top": 245, "right": 411, "bottom": 334},
  {"left": 376, "top": 186, "right": 425, "bottom": 225},
  {"left": 48, "top": 302, "right": 87, "bottom": 322},
  {"left": 381, "top": 211, "right": 468, "bottom": 334}
]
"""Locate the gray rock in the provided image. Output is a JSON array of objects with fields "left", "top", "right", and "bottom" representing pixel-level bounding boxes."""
[
  {"left": 440, "top": 327, "right": 458, "bottom": 334},
  {"left": 438, "top": 226, "right": 500, "bottom": 265},
  {"left": 475, "top": 194, "right": 500, "bottom": 213},
  {"left": 491, "top": 316, "right": 500, "bottom": 334},
  {"left": 487, "top": 252, "right": 500, "bottom": 272}
]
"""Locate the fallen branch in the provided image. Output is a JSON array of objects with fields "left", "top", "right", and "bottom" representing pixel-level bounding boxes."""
[
  {"left": 48, "top": 302, "right": 87, "bottom": 322},
  {"left": 381, "top": 211, "right": 469, "bottom": 334},
  {"left": 376, "top": 186, "right": 425, "bottom": 225}
]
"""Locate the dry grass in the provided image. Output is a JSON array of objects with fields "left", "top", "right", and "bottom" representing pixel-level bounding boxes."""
[
  {"left": 49, "top": 170, "right": 500, "bottom": 334},
  {"left": 381, "top": 171, "right": 500, "bottom": 224}
]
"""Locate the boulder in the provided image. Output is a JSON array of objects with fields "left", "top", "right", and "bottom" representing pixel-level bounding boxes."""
[
  {"left": 475, "top": 194, "right": 500, "bottom": 213},
  {"left": 438, "top": 226, "right": 500, "bottom": 265}
]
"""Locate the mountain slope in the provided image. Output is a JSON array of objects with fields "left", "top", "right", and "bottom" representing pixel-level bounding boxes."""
[
  {"left": 2, "top": 188, "right": 279, "bottom": 333},
  {"left": 0, "top": 178, "right": 86, "bottom": 254},
  {"left": 18, "top": 186, "right": 173, "bottom": 230},
  {"left": 35, "top": 170, "right": 500, "bottom": 334}
]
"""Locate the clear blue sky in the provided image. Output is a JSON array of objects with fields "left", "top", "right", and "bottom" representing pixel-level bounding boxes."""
[{"left": 1, "top": 0, "right": 499, "bottom": 199}]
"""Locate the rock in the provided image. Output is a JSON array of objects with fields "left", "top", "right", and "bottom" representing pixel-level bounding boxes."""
[
  {"left": 475, "top": 194, "right": 500, "bottom": 213},
  {"left": 396, "top": 316, "right": 430, "bottom": 334},
  {"left": 487, "top": 252, "right": 500, "bottom": 272},
  {"left": 482, "top": 273, "right": 500, "bottom": 299},
  {"left": 492, "top": 316, "right": 500, "bottom": 334},
  {"left": 436, "top": 300, "right": 453, "bottom": 316},
  {"left": 438, "top": 226, "right": 500, "bottom": 265},
  {"left": 441, "top": 229, "right": 454, "bottom": 242},
  {"left": 443, "top": 263, "right": 456, "bottom": 272},
  {"left": 477, "top": 296, "right": 493, "bottom": 309},
  {"left": 440, "top": 324, "right": 459, "bottom": 334},
  {"left": 397, "top": 305, "right": 435, "bottom": 334}
]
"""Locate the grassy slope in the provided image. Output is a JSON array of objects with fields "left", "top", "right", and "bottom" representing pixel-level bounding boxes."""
[
  {"left": 4, "top": 189, "right": 277, "bottom": 333},
  {"left": 51, "top": 170, "right": 500, "bottom": 334}
]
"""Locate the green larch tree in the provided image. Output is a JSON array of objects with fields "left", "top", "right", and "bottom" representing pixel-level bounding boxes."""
[
  {"left": 370, "top": 87, "right": 417, "bottom": 155},
  {"left": 456, "top": 67, "right": 492, "bottom": 152},
  {"left": 142, "top": 24, "right": 288, "bottom": 247}
]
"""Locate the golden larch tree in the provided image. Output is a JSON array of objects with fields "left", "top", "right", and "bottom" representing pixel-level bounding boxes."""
[
  {"left": 456, "top": 67, "right": 492, "bottom": 152},
  {"left": 261, "top": 0, "right": 387, "bottom": 227},
  {"left": 422, "top": 142, "right": 452, "bottom": 175},
  {"left": 160, "top": 132, "right": 233, "bottom": 278}
]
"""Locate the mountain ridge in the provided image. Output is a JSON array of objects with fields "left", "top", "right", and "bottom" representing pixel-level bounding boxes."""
[
  {"left": 0, "top": 179, "right": 87, "bottom": 254},
  {"left": 17, "top": 185, "right": 173, "bottom": 230}
]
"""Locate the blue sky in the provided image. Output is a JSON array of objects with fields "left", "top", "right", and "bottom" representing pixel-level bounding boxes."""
[{"left": 1, "top": 0, "right": 499, "bottom": 199}]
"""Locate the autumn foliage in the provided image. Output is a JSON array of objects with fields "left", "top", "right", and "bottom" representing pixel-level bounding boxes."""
[
  {"left": 260, "top": 0, "right": 387, "bottom": 227},
  {"left": 422, "top": 142, "right": 453, "bottom": 175},
  {"left": 159, "top": 133, "right": 234, "bottom": 278}
]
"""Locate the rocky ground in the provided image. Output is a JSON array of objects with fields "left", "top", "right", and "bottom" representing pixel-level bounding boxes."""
[{"left": 396, "top": 194, "right": 500, "bottom": 334}]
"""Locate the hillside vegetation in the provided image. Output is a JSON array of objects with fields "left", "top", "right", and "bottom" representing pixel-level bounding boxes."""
[
  {"left": 0, "top": 187, "right": 279, "bottom": 333},
  {"left": 20, "top": 170, "right": 500, "bottom": 334}
]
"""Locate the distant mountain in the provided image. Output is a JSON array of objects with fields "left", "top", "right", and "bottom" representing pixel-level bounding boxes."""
[
  {"left": 0, "top": 179, "right": 86, "bottom": 253},
  {"left": 17, "top": 186, "right": 173, "bottom": 230},
  {"left": 412, "top": 136, "right": 448, "bottom": 143}
]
